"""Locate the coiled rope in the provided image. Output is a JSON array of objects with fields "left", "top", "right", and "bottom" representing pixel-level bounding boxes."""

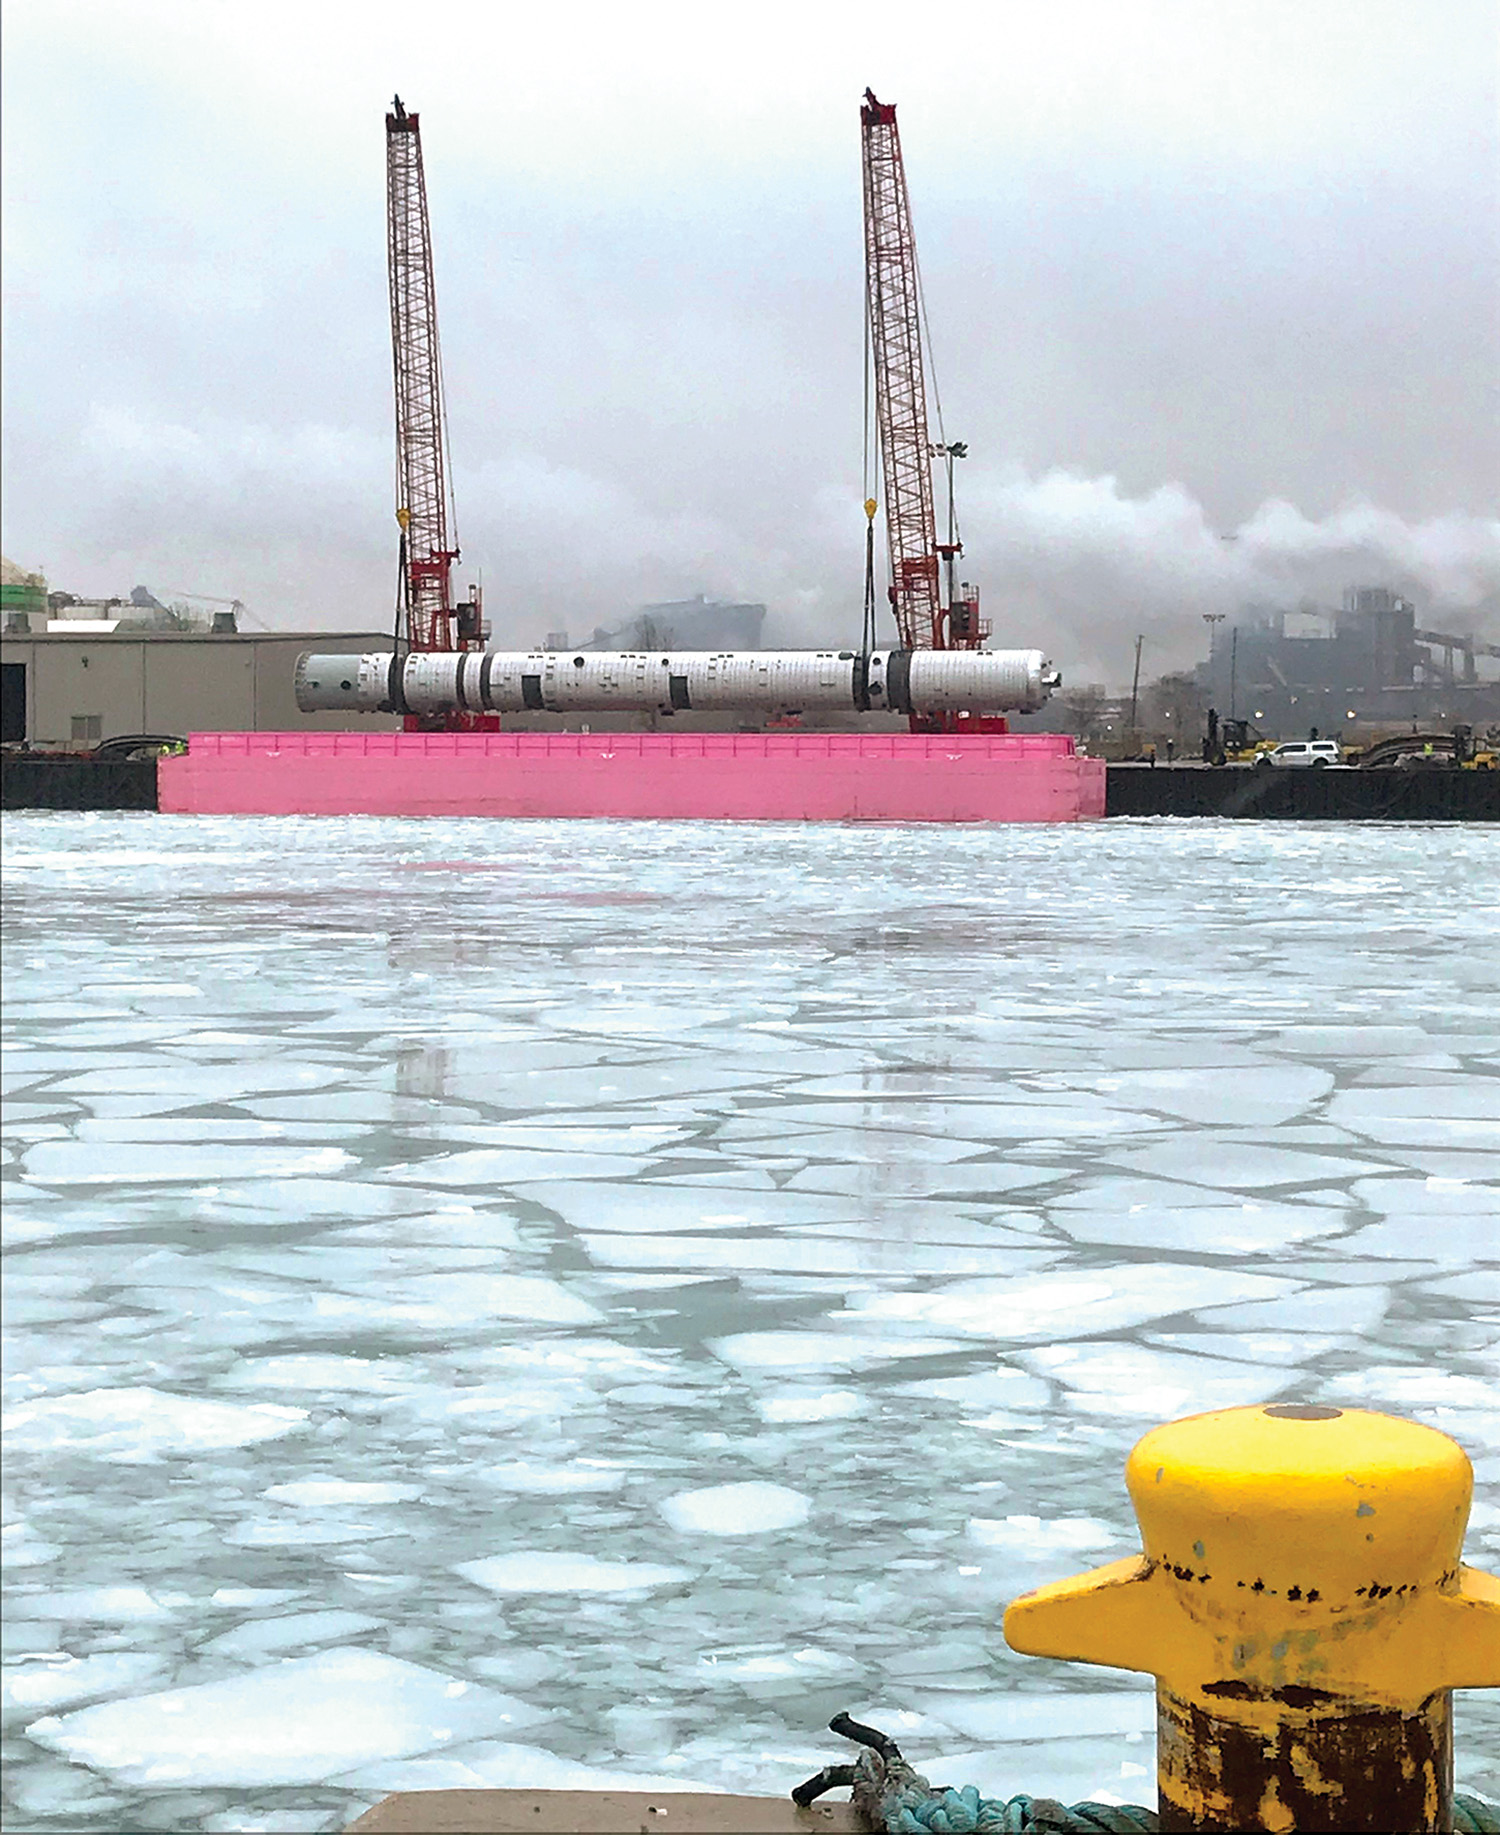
[{"left": 793, "top": 1712, "right": 1500, "bottom": 1834}]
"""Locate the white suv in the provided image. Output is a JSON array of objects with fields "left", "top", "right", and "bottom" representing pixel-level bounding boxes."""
[{"left": 1260, "top": 740, "right": 1345, "bottom": 769}]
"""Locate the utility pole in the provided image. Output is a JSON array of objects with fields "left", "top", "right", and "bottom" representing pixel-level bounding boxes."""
[{"left": 1129, "top": 634, "right": 1144, "bottom": 740}]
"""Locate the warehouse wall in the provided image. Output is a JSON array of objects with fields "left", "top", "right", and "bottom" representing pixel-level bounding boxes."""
[{"left": 0, "top": 634, "right": 402, "bottom": 746}]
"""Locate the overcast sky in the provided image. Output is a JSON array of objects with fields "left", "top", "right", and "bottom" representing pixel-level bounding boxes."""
[{"left": 3, "top": 0, "right": 1497, "bottom": 683}]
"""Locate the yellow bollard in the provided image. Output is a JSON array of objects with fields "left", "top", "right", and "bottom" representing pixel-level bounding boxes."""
[{"left": 1002, "top": 1403, "right": 1499, "bottom": 1834}]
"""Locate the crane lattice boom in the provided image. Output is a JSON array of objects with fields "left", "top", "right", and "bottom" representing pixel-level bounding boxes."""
[
  {"left": 861, "top": 90, "right": 987, "bottom": 659},
  {"left": 861, "top": 90, "right": 940, "bottom": 651},
  {"left": 386, "top": 97, "right": 474, "bottom": 656}
]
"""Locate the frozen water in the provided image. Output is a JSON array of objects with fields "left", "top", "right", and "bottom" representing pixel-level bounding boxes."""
[
  {"left": 454, "top": 1553, "right": 694, "bottom": 1593},
  {"left": 2, "top": 1652, "right": 172, "bottom": 1726},
  {"left": 2, "top": 1390, "right": 309, "bottom": 1462},
  {"left": 22, "top": 1141, "right": 357, "bottom": 1185},
  {"left": 481, "top": 1461, "right": 627, "bottom": 1494},
  {"left": 1056, "top": 1201, "right": 1344, "bottom": 1254},
  {"left": 1020, "top": 1343, "right": 1287, "bottom": 1416},
  {"left": 3, "top": 814, "right": 1497, "bottom": 1831},
  {"left": 1103, "top": 1139, "right": 1384, "bottom": 1190},
  {"left": 709, "top": 1330, "right": 973, "bottom": 1373},
  {"left": 260, "top": 1479, "right": 422, "bottom": 1506},
  {"left": 198, "top": 1609, "right": 387, "bottom": 1659},
  {"left": 660, "top": 1482, "right": 812, "bottom": 1535},
  {"left": 332, "top": 1739, "right": 715, "bottom": 1795},
  {"left": 847, "top": 1265, "right": 1298, "bottom": 1340},
  {"left": 27, "top": 1648, "right": 547, "bottom": 1786},
  {"left": 912, "top": 1689, "right": 1155, "bottom": 1742}
]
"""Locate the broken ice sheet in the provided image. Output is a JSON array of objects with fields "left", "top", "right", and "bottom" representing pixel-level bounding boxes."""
[
  {"left": 480, "top": 1461, "right": 627, "bottom": 1494},
  {"left": 846, "top": 1265, "right": 1297, "bottom": 1342},
  {"left": 1020, "top": 1343, "right": 1285, "bottom": 1417},
  {"left": 709, "top": 1329, "right": 973, "bottom": 1374},
  {"left": 1103, "top": 1138, "right": 1383, "bottom": 1190},
  {"left": 581, "top": 1232, "right": 1052, "bottom": 1277},
  {"left": 5, "top": 814, "right": 1498, "bottom": 1833},
  {"left": 2, "top": 1389, "right": 308, "bottom": 1462},
  {"left": 197, "top": 1609, "right": 386, "bottom": 1659},
  {"left": 455, "top": 1553, "right": 693, "bottom": 1594},
  {"left": 1083, "top": 1065, "right": 1334, "bottom": 1128},
  {"left": 519, "top": 1181, "right": 863, "bottom": 1233},
  {"left": 660, "top": 1482, "right": 812, "bottom": 1535},
  {"left": 27, "top": 1648, "right": 547, "bottom": 1787},
  {"left": 1056, "top": 1202, "right": 1344, "bottom": 1255}
]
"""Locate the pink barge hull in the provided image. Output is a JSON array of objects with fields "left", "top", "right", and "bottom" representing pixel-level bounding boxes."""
[{"left": 159, "top": 730, "right": 1105, "bottom": 822}]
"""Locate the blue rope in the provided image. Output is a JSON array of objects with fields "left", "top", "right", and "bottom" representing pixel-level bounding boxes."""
[
  {"left": 794, "top": 1713, "right": 1500, "bottom": 1834},
  {"left": 883, "top": 1781, "right": 1153, "bottom": 1831}
]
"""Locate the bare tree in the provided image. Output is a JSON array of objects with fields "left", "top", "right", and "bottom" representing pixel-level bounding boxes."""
[
  {"left": 1062, "top": 682, "right": 1110, "bottom": 745},
  {"left": 1143, "top": 670, "right": 1208, "bottom": 747}
]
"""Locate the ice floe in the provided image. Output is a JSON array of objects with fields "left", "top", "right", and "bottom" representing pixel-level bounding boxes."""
[
  {"left": 455, "top": 1553, "right": 693, "bottom": 1594},
  {"left": 10, "top": 1586, "right": 172, "bottom": 1622},
  {"left": 481, "top": 1461, "right": 627, "bottom": 1494},
  {"left": 1103, "top": 1139, "right": 1382, "bottom": 1190},
  {"left": 260, "top": 1479, "right": 422, "bottom": 1506},
  {"left": 906, "top": 1691, "right": 1154, "bottom": 1742},
  {"left": 520, "top": 1182, "right": 859, "bottom": 1233},
  {"left": 197, "top": 1609, "right": 386, "bottom": 1659},
  {"left": 26, "top": 1648, "right": 546, "bottom": 1786},
  {"left": 379, "top": 1149, "right": 646, "bottom": 1187},
  {"left": 22, "top": 1141, "right": 358, "bottom": 1185},
  {"left": 660, "top": 1483, "right": 812, "bottom": 1535},
  {"left": 3, "top": 1389, "right": 308, "bottom": 1462},
  {"left": 755, "top": 1390, "right": 868, "bottom": 1423},
  {"left": 1057, "top": 1202, "right": 1342, "bottom": 1255},
  {"left": 1019, "top": 1344, "right": 1285, "bottom": 1417},
  {"left": 846, "top": 1266, "right": 1296, "bottom": 1342},
  {"left": 709, "top": 1330, "right": 973, "bottom": 1373},
  {"left": 1, "top": 1652, "right": 171, "bottom": 1725}
]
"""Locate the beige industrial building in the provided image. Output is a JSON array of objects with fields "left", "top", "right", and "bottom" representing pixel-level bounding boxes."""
[{"left": 1, "top": 630, "right": 401, "bottom": 748}]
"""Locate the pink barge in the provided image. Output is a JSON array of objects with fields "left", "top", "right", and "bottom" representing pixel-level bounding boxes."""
[{"left": 159, "top": 730, "right": 1104, "bottom": 822}]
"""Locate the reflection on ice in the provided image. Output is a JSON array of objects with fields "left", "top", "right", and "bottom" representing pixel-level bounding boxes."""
[{"left": 3, "top": 813, "right": 1497, "bottom": 1829}]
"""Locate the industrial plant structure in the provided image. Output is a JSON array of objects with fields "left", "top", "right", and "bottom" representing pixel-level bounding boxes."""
[{"left": 1201, "top": 587, "right": 1500, "bottom": 730}]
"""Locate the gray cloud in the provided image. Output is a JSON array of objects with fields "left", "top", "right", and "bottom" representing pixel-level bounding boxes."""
[{"left": 3, "top": 0, "right": 1495, "bottom": 685}]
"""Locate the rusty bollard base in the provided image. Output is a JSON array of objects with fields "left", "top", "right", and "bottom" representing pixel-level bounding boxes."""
[{"left": 1002, "top": 1403, "right": 1500, "bottom": 1834}]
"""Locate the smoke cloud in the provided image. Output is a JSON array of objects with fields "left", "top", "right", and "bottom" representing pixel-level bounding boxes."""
[
  {"left": 4, "top": 2, "right": 1495, "bottom": 690},
  {"left": 33, "top": 407, "right": 1500, "bottom": 684},
  {"left": 942, "top": 472, "right": 1500, "bottom": 682}
]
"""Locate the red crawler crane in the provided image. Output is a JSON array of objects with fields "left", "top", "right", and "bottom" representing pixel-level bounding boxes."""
[
  {"left": 861, "top": 89, "right": 992, "bottom": 720},
  {"left": 385, "top": 96, "right": 494, "bottom": 729}
]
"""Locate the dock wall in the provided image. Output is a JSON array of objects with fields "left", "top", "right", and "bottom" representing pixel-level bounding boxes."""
[
  {"left": 1107, "top": 763, "right": 1499, "bottom": 820},
  {"left": 6, "top": 750, "right": 1497, "bottom": 820}
]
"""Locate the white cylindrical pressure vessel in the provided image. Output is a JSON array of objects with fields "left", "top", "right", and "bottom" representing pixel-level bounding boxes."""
[
  {"left": 293, "top": 648, "right": 1059, "bottom": 718},
  {"left": 294, "top": 652, "right": 399, "bottom": 713},
  {"left": 903, "top": 648, "right": 1058, "bottom": 715},
  {"left": 402, "top": 653, "right": 467, "bottom": 717}
]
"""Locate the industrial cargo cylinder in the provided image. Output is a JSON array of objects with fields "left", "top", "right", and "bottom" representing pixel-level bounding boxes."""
[
  {"left": 902, "top": 648, "right": 1056, "bottom": 715},
  {"left": 293, "top": 648, "right": 1060, "bottom": 718},
  {"left": 293, "top": 652, "right": 399, "bottom": 713}
]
